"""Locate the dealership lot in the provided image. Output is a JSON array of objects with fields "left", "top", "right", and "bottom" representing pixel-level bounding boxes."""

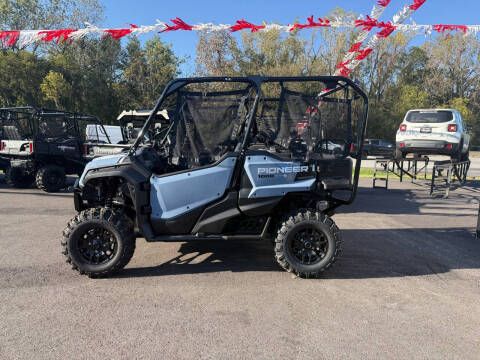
[{"left": 1, "top": 176, "right": 479, "bottom": 359}]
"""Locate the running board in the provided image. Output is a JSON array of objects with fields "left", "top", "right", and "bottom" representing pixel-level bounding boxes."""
[
  {"left": 145, "top": 217, "right": 272, "bottom": 242},
  {"left": 146, "top": 234, "right": 264, "bottom": 242}
]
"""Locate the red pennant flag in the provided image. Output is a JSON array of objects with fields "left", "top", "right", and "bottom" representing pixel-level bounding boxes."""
[
  {"left": 161, "top": 18, "right": 193, "bottom": 32},
  {"left": 348, "top": 42, "right": 363, "bottom": 53},
  {"left": 410, "top": 0, "right": 427, "bottom": 11},
  {"left": 377, "top": 23, "right": 396, "bottom": 38},
  {"left": 290, "top": 16, "right": 330, "bottom": 31},
  {"left": 0, "top": 30, "right": 20, "bottom": 47},
  {"left": 39, "top": 29, "right": 77, "bottom": 43},
  {"left": 433, "top": 24, "right": 468, "bottom": 34},
  {"left": 230, "top": 20, "right": 266, "bottom": 33},
  {"left": 355, "top": 48, "right": 373, "bottom": 60},
  {"left": 355, "top": 16, "right": 380, "bottom": 31},
  {"left": 377, "top": 0, "right": 392, "bottom": 6}
]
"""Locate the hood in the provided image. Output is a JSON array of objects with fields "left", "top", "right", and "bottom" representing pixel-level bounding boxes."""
[{"left": 78, "top": 153, "right": 126, "bottom": 188}]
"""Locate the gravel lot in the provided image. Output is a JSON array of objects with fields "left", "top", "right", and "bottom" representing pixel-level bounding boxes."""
[{"left": 1, "top": 175, "right": 479, "bottom": 359}]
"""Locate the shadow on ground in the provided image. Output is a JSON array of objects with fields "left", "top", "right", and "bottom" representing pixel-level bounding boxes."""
[
  {"left": 0, "top": 173, "right": 75, "bottom": 196},
  {"left": 341, "top": 181, "right": 479, "bottom": 216},
  {"left": 115, "top": 224, "right": 480, "bottom": 280}
]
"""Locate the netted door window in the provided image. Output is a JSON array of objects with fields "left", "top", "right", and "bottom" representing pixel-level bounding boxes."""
[
  {"left": 0, "top": 110, "right": 34, "bottom": 140},
  {"left": 173, "top": 89, "right": 251, "bottom": 168},
  {"left": 37, "top": 113, "right": 79, "bottom": 140}
]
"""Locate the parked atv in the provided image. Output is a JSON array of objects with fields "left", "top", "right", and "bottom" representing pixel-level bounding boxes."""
[
  {"left": 0, "top": 107, "right": 114, "bottom": 192},
  {"left": 63, "top": 76, "right": 368, "bottom": 278}
]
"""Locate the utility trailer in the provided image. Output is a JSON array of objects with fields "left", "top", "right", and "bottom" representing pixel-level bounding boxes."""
[
  {"left": 372, "top": 154, "right": 470, "bottom": 198},
  {"left": 0, "top": 107, "right": 115, "bottom": 192}
]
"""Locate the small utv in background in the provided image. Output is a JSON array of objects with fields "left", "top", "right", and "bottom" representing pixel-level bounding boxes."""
[
  {"left": 117, "top": 109, "right": 170, "bottom": 143},
  {"left": 0, "top": 107, "right": 114, "bottom": 192},
  {"left": 63, "top": 76, "right": 368, "bottom": 278}
]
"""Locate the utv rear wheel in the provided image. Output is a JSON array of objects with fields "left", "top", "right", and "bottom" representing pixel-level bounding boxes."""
[
  {"left": 5, "top": 166, "right": 34, "bottom": 188},
  {"left": 62, "top": 208, "right": 136, "bottom": 277},
  {"left": 36, "top": 165, "right": 66, "bottom": 192},
  {"left": 274, "top": 209, "right": 341, "bottom": 278}
]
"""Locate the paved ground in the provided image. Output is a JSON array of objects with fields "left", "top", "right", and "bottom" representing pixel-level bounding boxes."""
[{"left": 1, "top": 176, "right": 480, "bottom": 359}]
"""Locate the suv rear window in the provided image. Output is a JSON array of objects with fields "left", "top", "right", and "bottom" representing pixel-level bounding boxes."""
[{"left": 406, "top": 110, "right": 453, "bottom": 123}]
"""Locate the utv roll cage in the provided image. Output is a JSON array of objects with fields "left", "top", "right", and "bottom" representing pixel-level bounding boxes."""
[
  {"left": 0, "top": 106, "right": 113, "bottom": 191},
  {"left": 0, "top": 106, "right": 110, "bottom": 143},
  {"left": 117, "top": 109, "right": 169, "bottom": 143},
  {"left": 131, "top": 76, "right": 368, "bottom": 208}
]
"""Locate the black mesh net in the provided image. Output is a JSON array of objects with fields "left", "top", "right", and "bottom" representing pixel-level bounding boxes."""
[
  {"left": 255, "top": 85, "right": 356, "bottom": 159},
  {"left": 172, "top": 89, "right": 252, "bottom": 166},
  {"left": 0, "top": 108, "right": 34, "bottom": 140},
  {"left": 36, "top": 113, "right": 78, "bottom": 140}
]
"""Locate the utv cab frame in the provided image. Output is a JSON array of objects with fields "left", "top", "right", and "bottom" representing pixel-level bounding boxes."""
[
  {"left": 117, "top": 109, "right": 170, "bottom": 143},
  {"left": 64, "top": 76, "right": 368, "bottom": 278},
  {"left": 0, "top": 107, "right": 113, "bottom": 192}
]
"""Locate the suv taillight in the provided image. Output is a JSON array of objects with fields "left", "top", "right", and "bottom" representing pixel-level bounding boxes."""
[
  {"left": 448, "top": 124, "right": 457, "bottom": 132},
  {"left": 29, "top": 142, "right": 33, "bottom": 153},
  {"left": 399, "top": 124, "right": 407, "bottom": 132},
  {"left": 0, "top": 141, "right": 5, "bottom": 151}
]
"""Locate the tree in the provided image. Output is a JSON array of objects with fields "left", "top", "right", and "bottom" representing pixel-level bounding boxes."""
[
  {"left": 118, "top": 36, "right": 181, "bottom": 110},
  {"left": 46, "top": 37, "right": 123, "bottom": 122},
  {"left": 0, "top": 0, "right": 103, "bottom": 30},
  {"left": 0, "top": 50, "right": 49, "bottom": 106},
  {"left": 40, "top": 70, "right": 72, "bottom": 108}
]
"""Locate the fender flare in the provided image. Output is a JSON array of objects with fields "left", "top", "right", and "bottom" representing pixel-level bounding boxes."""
[{"left": 80, "top": 163, "right": 156, "bottom": 240}]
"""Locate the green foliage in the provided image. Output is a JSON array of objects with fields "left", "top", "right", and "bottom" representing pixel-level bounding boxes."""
[
  {"left": 40, "top": 70, "right": 71, "bottom": 108},
  {"left": 0, "top": 51, "right": 49, "bottom": 106},
  {"left": 116, "top": 36, "right": 181, "bottom": 110}
]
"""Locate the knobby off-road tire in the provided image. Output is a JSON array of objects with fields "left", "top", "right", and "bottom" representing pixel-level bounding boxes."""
[
  {"left": 36, "top": 165, "right": 66, "bottom": 192},
  {"left": 62, "top": 208, "right": 136, "bottom": 278},
  {"left": 274, "top": 209, "right": 341, "bottom": 278},
  {"left": 5, "top": 166, "right": 34, "bottom": 188}
]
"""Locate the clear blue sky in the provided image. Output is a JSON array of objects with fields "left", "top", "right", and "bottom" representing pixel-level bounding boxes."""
[{"left": 101, "top": 0, "right": 480, "bottom": 74}]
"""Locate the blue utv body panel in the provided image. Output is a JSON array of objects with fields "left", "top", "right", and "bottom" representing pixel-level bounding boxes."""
[
  {"left": 243, "top": 155, "right": 316, "bottom": 199},
  {"left": 150, "top": 157, "right": 237, "bottom": 220}
]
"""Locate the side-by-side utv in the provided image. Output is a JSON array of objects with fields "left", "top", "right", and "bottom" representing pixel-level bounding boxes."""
[
  {"left": 0, "top": 107, "right": 113, "bottom": 192},
  {"left": 63, "top": 76, "right": 368, "bottom": 278},
  {"left": 117, "top": 109, "right": 170, "bottom": 143}
]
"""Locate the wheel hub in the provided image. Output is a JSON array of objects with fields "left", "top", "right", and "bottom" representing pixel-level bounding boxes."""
[
  {"left": 78, "top": 227, "right": 117, "bottom": 265},
  {"left": 289, "top": 227, "right": 328, "bottom": 265}
]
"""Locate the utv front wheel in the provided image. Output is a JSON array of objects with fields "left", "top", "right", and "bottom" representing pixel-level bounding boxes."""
[
  {"left": 62, "top": 208, "right": 136, "bottom": 277},
  {"left": 5, "top": 166, "right": 34, "bottom": 188},
  {"left": 275, "top": 209, "right": 341, "bottom": 278},
  {"left": 36, "top": 165, "right": 66, "bottom": 192}
]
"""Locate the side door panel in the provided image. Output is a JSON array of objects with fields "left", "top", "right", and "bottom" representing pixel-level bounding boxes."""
[{"left": 150, "top": 156, "right": 237, "bottom": 220}]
